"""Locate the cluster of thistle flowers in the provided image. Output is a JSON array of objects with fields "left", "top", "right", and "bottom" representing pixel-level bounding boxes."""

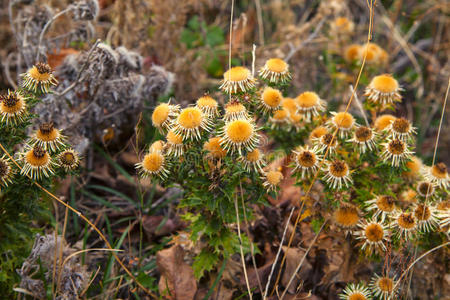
[{"left": 0, "top": 63, "right": 80, "bottom": 187}]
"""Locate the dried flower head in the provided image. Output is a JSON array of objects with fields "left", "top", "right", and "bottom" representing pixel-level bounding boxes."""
[
  {"left": 422, "top": 162, "right": 449, "bottom": 189},
  {"left": 166, "top": 129, "right": 184, "bottom": 157},
  {"left": 370, "top": 274, "right": 398, "bottom": 300},
  {"left": 239, "top": 148, "right": 266, "bottom": 173},
  {"left": 385, "top": 117, "right": 416, "bottom": 141},
  {"left": 327, "top": 112, "right": 355, "bottom": 138},
  {"left": 313, "top": 133, "right": 338, "bottom": 154},
  {"left": 149, "top": 140, "right": 165, "bottom": 153},
  {"left": 392, "top": 211, "right": 416, "bottom": 240},
  {"left": 381, "top": 138, "right": 413, "bottom": 167},
  {"left": 358, "top": 43, "right": 386, "bottom": 65},
  {"left": 323, "top": 160, "right": 352, "bottom": 189},
  {"left": 331, "top": 17, "right": 355, "bottom": 34},
  {"left": 173, "top": 107, "right": 212, "bottom": 141},
  {"left": 401, "top": 189, "right": 417, "bottom": 204},
  {"left": 58, "top": 149, "right": 80, "bottom": 171},
  {"left": 333, "top": 203, "right": 360, "bottom": 233},
  {"left": 356, "top": 219, "right": 389, "bottom": 254},
  {"left": 416, "top": 181, "right": 435, "bottom": 198},
  {"left": 0, "top": 90, "right": 28, "bottom": 125},
  {"left": 413, "top": 203, "right": 438, "bottom": 232},
  {"left": 151, "top": 102, "right": 180, "bottom": 132},
  {"left": 292, "top": 146, "right": 321, "bottom": 178},
  {"left": 220, "top": 119, "right": 259, "bottom": 155},
  {"left": 436, "top": 200, "right": 450, "bottom": 230},
  {"left": 20, "top": 145, "right": 54, "bottom": 180},
  {"left": 259, "top": 87, "right": 282, "bottom": 113},
  {"left": 339, "top": 283, "right": 371, "bottom": 300},
  {"left": 374, "top": 114, "right": 396, "bottom": 131},
  {"left": 402, "top": 156, "right": 422, "bottom": 179},
  {"left": 196, "top": 94, "right": 219, "bottom": 117},
  {"left": 348, "top": 126, "right": 377, "bottom": 153},
  {"left": 295, "top": 91, "right": 326, "bottom": 121},
  {"left": 0, "top": 155, "right": 14, "bottom": 189},
  {"left": 204, "top": 137, "right": 227, "bottom": 159},
  {"left": 269, "top": 108, "right": 290, "bottom": 128},
  {"left": 343, "top": 44, "right": 362, "bottom": 62},
  {"left": 258, "top": 58, "right": 291, "bottom": 84},
  {"left": 262, "top": 170, "right": 283, "bottom": 192},
  {"left": 223, "top": 100, "right": 249, "bottom": 122},
  {"left": 220, "top": 66, "right": 256, "bottom": 94},
  {"left": 365, "top": 74, "right": 402, "bottom": 105},
  {"left": 366, "top": 195, "right": 396, "bottom": 222},
  {"left": 135, "top": 151, "right": 169, "bottom": 179},
  {"left": 309, "top": 126, "right": 328, "bottom": 142},
  {"left": 21, "top": 62, "right": 58, "bottom": 93},
  {"left": 30, "top": 122, "right": 66, "bottom": 153}
]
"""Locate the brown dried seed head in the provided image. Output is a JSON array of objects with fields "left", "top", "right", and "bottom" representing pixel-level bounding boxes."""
[
  {"left": 392, "top": 118, "right": 410, "bottom": 133},
  {"left": 330, "top": 160, "right": 348, "bottom": 177},
  {"left": 322, "top": 133, "right": 337, "bottom": 147},
  {"left": 33, "top": 145, "right": 46, "bottom": 158},
  {"left": 365, "top": 223, "right": 384, "bottom": 242},
  {"left": 376, "top": 195, "right": 395, "bottom": 212},
  {"left": 397, "top": 213, "right": 415, "bottom": 229},
  {"left": 414, "top": 204, "right": 431, "bottom": 221},
  {"left": 388, "top": 139, "right": 405, "bottom": 155},
  {"left": 355, "top": 126, "right": 372, "bottom": 142},
  {"left": 377, "top": 277, "right": 394, "bottom": 292},
  {"left": 297, "top": 151, "right": 316, "bottom": 167},
  {"left": 39, "top": 122, "right": 54, "bottom": 135},
  {"left": 35, "top": 62, "right": 52, "bottom": 74}
]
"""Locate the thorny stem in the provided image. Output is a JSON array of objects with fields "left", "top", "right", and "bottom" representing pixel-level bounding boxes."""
[
  {"left": 0, "top": 142, "right": 157, "bottom": 298},
  {"left": 270, "top": 0, "right": 375, "bottom": 295}
]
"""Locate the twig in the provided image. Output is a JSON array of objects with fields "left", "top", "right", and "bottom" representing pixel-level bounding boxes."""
[
  {"left": 254, "top": 0, "right": 264, "bottom": 46},
  {"left": 350, "top": 85, "right": 369, "bottom": 126},
  {"left": 4, "top": 52, "right": 18, "bottom": 89},
  {"left": 280, "top": 219, "right": 328, "bottom": 299},
  {"left": 251, "top": 44, "right": 256, "bottom": 77}
]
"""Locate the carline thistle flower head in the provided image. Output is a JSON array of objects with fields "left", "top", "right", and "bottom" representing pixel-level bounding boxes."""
[
  {"left": 295, "top": 91, "right": 326, "bottom": 121},
  {"left": 173, "top": 106, "right": 213, "bottom": 141},
  {"left": 258, "top": 58, "right": 292, "bottom": 84},
  {"left": 220, "top": 66, "right": 256, "bottom": 94},
  {"left": 20, "top": 145, "right": 54, "bottom": 180},
  {"left": 135, "top": 150, "right": 169, "bottom": 180},
  {"left": 339, "top": 283, "right": 371, "bottom": 300},
  {"left": 292, "top": 145, "right": 321, "bottom": 178},
  {"left": 323, "top": 160, "right": 353, "bottom": 190},
  {"left": 365, "top": 74, "right": 402, "bottom": 105},
  {"left": 239, "top": 148, "right": 266, "bottom": 173},
  {"left": 0, "top": 155, "right": 14, "bottom": 189},
  {"left": 30, "top": 122, "right": 66, "bottom": 153},
  {"left": 219, "top": 118, "right": 259, "bottom": 155},
  {"left": 57, "top": 149, "right": 80, "bottom": 171},
  {"left": 21, "top": 62, "right": 58, "bottom": 93},
  {"left": 0, "top": 90, "right": 28, "bottom": 125},
  {"left": 151, "top": 101, "right": 180, "bottom": 132},
  {"left": 348, "top": 126, "right": 377, "bottom": 153}
]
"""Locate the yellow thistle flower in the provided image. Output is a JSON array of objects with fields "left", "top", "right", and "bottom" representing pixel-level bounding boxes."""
[
  {"left": 258, "top": 58, "right": 291, "bottom": 84},
  {"left": 149, "top": 140, "right": 165, "bottom": 153},
  {"left": 369, "top": 274, "right": 398, "bottom": 300},
  {"left": 391, "top": 210, "right": 416, "bottom": 240},
  {"left": 151, "top": 102, "right": 180, "bottom": 132},
  {"left": 21, "top": 62, "right": 58, "bottom": 93},
  {"left": 309, "top": 126, "right": 328, "bottom": 142},
  {"left": 288, "top": 113, "right": 303, "bottom": 132},
  {"left": 281, "top": 97, "right": 297, "bottom": 115},
  {"left": 331, "top": 17, "right": 355, "bottom": 35},
  {"left": 295, "top": 91, "right": 326, "bottom": 121},
  {"left": 323, "top": 160, "right": 352, "bottom": 189},
  {"left": 436, "top": 199, "right": 450, "bottom": 231},
  {"left": 219, "top": 66, "right": 256, "bottom": 94},
  {"left": 385, "top": 117, "right": 416, "bottom": 141},
  {"left": 365, "top": 74, "right": 402, "bottom": 105},
  {"left": 262, "top": 170, "right": 283, "bottom": 192},
  {"left": 416, "top": 181, "right": 435, "bottom": 198},
  {"left": 292, "top": 145, "right": 321, "bottom": 178},
  {"left": 402, "top": 156, "right": 422, "bottom": 179},
  {"left": 269, "top": 108, "right": 290, "bottom": 128},
  {"left": 366, "top": 195, "right": 396, "bottom": 222},
  {"left": 166, "top": 129, "right": 184, "bottom": 157},
  {"left": 356, "top": 218, "right": 389, "bottom": 254},
  {"left": 339, "top": 283, "right": 371, "bottom": 300},
  {"left": 30, "top": 122, "right": 66, "bottom": 153},
  {"left": 219, "top": 119, "right": 259, "bottom": 155},
  {"left": 348, "top": 126, "right": 377, "bottom": 153},
  {"left": 173, "top": 107, "right": 212, "bottom": 141},
  {"left": 239, "top": 148, "right": 266, "bottom": 173},
  {"left": 196, "top": 94, "right": 219, "bottom": 117},
  {"left": 333, "top": 203, "right": 360, "bottom": 234},
  {"left": 20, "top": 145, "right": 54, "bottom": 180},
  {"left": 374, "top": 114, "right": 396, "bottom": 131},
  {"left": 0, "top": 90, "right": 28, "bottom": 125},
  {"left": 135, "top": 151, "right": 169, "bottom": 179},
  {"left": 343, "top": 44, "right": 362, "bottom": 62},
  {"left": 0, "top": 155, "right": 14, "bottom": 189},
  {"left": 381, "top": 138, "right": 413, "bottom": 167},
  {"left": 259, "top": 87, "right": 282, "bottom": 113},
  {"left": 358, "top": 43, "right": 385, "bottom": 65},
  {"left": 204, "top": 137, "right": 227, "bottom": 159},
  {"left": 422, "top": 162, "right": 449, "bottom": 189},
  {"left": 223, "top": 100, "right": 249, "bottom": 122},
  {"left": 313, "top": 133, "right": 338, "bottom": 155},
  {"left": 413, "top": 202, "right": 438, "bottom": 232},
  {"left": 327, "top": 112, "right": 355, "bottom": 138},
  {"left": 57, "top": 149, "right": 80, "bottom": 171}
]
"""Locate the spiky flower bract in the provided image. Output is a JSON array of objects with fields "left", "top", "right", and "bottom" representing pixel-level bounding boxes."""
[
  {"left": 20, "top": 145, "right": 54, "bottom": 180},
  {"left": 219, "top": 119, "right": 259, "bottom": 155},
  {"left": 262, "top": 170, "right": 283, "bottom": 192},
  {"left": 151, "top": 102, "right": 180, "bottom": 132},
  {"left": 333, "top": 203, "right": 360, "bottom": 234},
  {"left": 365, "top": 74, "right": 402, "bottom": 105},
  {"left": 295, "top": 91, "right": 326, "bottom": 121},
  {"left": 0, "top": 90, "right": 28, "bottom": 125},
  {"left": 381, "top": 138, "right": 413, "bottom": 167},
  {"left": 135, "top": 151, "right": 169, "bottom": 179},
  {"left": 21, "top": 62, "right": 58, "bottom": 93},
  {"left": 258, "top": 58, "right": 292, "bottom": 84},
  {"left": 422, "top": 163, "right": 449, "bottom": 189},
  {"left": 339, "top": 283, "right": 371, "bottom": 300},
  {"left": 323, "top": 160, "right": 352, "bottom": 189},
  {"left": 30, "top": 122, "right": 66, "bottom": 153},
  {"left": 366, "top": 195, "right": 396, "bottom": 222},
  {"left": 413, "top": 203, "right": 438, "bottom": 232},
  {"left": 369, "top": 274, "right": 398, "bottom": 300},
  {"left": 327, "top": 112, "right": 355, "bottom": 138},
  {"left": 204, "top": 137, "right": 227, "bottom": 159},
  {"left": 348, "top": 126, "right": 377, "bottom": 153},
  {"left": 166, "top": 129, "right": 184, "bottom": 157},
  {"left": 385, "top": 117, "right": 416, "bottom": 141},
  {"left": 356, "top": 218, "right": 389, "bottom": 254},
  {"left": 220, "top": 66, "right": 256, "bottom": 94},
  {"left": 0, "top": 155, "right": 14, "bottom": 189},
  {"left": 57, "top": 149, "right": 80, "bottom": 171},
  {"left": 223, "top": 100, "right": 249, "bottom": 122},
  {"left": 292, "top": 145, "right": 321, "bottom": 178},
  {"left": 239, "top": 148, "right": 265, "bottom": 173},
  {"left": 173, "top": 107, "right": 212, "bottom": 141},
  {"left": 196, "top": 94, "right": 219, "bottom": 117},
  {"left": 391, "top": 211, "right": 416, "bottom": 240},
  {"left": 259, "top": 87, "right": 282, "bottom": 113}
]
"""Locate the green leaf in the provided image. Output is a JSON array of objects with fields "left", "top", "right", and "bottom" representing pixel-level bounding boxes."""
[
  {"left": 205, "top": 25, "right": 225, "bottom": 47},
  {"left": 193, "top": 249, "right": 219, "bottom": 279}
]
